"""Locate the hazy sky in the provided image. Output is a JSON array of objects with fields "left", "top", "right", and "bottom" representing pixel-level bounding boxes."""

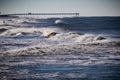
[{"left": 0, "top": 0, "right": 120, "bottom": 16}]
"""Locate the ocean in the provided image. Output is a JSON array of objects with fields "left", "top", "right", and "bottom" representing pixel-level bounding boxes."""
[{"left": 0, "top": 16, "right": 120, "bottom": 80}]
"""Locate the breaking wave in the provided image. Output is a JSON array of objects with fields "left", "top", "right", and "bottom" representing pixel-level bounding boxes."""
[
  {"left": 0, "top": 26, "right": 120, "bottom": 56},
  {"left": 0, "top": 17, "right": 120, "bottom": 56}
]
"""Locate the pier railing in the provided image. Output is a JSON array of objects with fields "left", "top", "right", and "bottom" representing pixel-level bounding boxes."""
[{"left": 1, "top": 13, "right": 79, "bottom": 17}]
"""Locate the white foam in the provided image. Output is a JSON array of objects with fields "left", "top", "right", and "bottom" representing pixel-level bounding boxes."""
[
  {"left": 1, "top": 25, "right": 120, "bottom": 56},
  {"left": 49, "top": 32, "right": 106, "bottom": 43},
  {"left": 0, "top": 27, "right": 65, "bottom": 37},
  {"left": 0, "top": 17, "right": 120, "bottom": 56},
  {"left": 55, "top": 19, "right": 65, "bottom": 24},
  {"left": 0, "top": 17, "right": 38, "bottom": 27},
  {"left": 2, "top": 54, "right": 120, "bottom": 66},
  {"left": 0, "top": 20, "right": 4, "bottom": 25}
]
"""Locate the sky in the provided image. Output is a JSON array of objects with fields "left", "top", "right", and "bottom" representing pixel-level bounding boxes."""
[{"left": 0, "top": 0, "right": 120, "bottom": 16}]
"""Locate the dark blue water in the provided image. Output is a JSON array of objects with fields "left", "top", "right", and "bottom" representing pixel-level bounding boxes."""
[
  {"left": 0, "top": 54, "right": 120, "bottom": 80},
  {"left": 0, "top": 17, "right": 120, "bottom": 80},
  {"left": 35, "top": 17, "right": 120, "bottom": 38}
]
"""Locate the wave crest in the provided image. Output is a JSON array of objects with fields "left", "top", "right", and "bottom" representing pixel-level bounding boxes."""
[{"left": 49, "top": 32, "right": 105, "bottom": 43}]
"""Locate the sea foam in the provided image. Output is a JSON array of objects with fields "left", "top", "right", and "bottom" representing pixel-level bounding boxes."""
[{"left": 0, "top": 17, "right": 120, "bottom": 56}]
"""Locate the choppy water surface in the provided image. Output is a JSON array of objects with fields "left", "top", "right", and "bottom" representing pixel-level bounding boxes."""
[
  {"left": 0, "top": 54, "right": 120, "bottom": 80},
  {"left": 0, "top": 16, "right": 120, "bottom": 79}
]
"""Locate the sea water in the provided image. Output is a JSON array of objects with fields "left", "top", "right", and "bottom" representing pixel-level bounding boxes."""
[{"left": 0, "top": 16, "right": 120, "bottom": 80}]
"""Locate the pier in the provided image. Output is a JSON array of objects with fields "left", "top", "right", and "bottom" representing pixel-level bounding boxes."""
[{"left": 0, "top": 12, "right": 79, "bottom": 17}]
